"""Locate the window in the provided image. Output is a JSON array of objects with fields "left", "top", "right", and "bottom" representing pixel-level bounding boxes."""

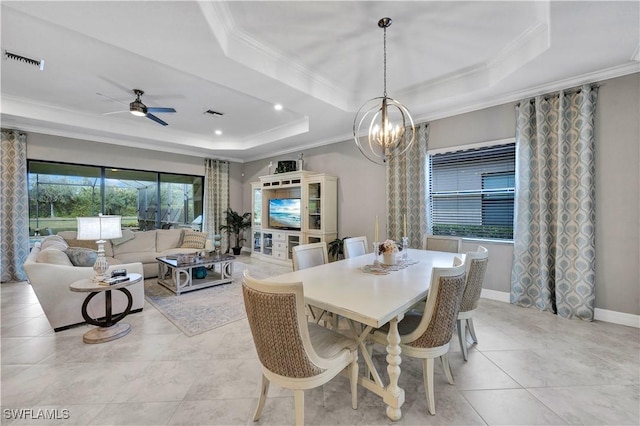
[
  {"left": 28, "top": 161, "right": 203, "bottom": 235},
  {"left": 428, "top": 142, "right": 515, "bottom": 240}
]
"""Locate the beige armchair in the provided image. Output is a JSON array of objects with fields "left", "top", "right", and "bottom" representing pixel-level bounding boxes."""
[
  {"left": 242, "top": 271, "right": 359, "bottom": 425},
  {"left": 368, "top": 260, "right": 466, "bottom": 415}
]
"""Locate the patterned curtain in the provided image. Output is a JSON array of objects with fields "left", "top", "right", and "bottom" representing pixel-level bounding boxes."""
[
  {"left": 510, "top": 84, "right": 598, "bottom": 320},
  {"left": 203, "top": 159, "right": 229, "bottom": 252},
  {"left": 387, "top": 123, "right": 429, "bottom": 248},
  {"left": 1, "top": 130, "right": 29, "bottom": 282}
]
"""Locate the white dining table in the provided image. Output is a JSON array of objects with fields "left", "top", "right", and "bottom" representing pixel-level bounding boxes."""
[{"left": 264, "top": 248, "right": 463, "bottom": 421}]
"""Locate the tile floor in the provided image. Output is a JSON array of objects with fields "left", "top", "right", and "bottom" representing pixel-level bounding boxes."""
[{"left": 2, "top": 257, "right": 639, "bottom": 425}]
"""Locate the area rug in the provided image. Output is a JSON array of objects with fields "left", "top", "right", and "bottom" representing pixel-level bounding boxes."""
[{"left": 144, "top": 257, "right": 290, "bottom": 337}]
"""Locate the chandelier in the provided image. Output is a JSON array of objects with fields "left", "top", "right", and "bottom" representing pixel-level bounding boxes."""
[{"left": 353, "top": 18, "right": 416, "bottom": 164}]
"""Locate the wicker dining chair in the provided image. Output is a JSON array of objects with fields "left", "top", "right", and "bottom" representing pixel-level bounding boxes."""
[
  {"left": 422, "top": 235, "right": 462, "bottom": 253},
  {"left": 343, "top": 236, "right": 368, "bottom": 259},
  {"left": 367, "top": 260, "right": 466, "bottom": 415},
  {"left": 457, "top": 245, "right": 489, "bottom": 361},
  {"left": 242, "top": 271, "right": 359, "bottom": 426}
]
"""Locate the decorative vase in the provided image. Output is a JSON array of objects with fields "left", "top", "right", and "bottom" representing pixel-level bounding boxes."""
[{"left": 383, "top": 252, "right": 396, "bottom": 266}]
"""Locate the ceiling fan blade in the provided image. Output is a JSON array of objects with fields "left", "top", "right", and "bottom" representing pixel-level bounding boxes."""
[
  {"left": 146, "top": 107, "right": 176, "bottom": 114},
  {"left": 146, "top": 113, "right": 169, "bottom": 126},
  {"left": 96, "top": 92, "right": 128, "bottom": 106},
  {"left": 101, "top": 110, "right": 128, "bottom": 116}
]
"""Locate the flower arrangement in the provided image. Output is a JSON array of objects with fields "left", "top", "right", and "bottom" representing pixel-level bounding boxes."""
[{"left": 379, "top": 239, "right": 399, "bottom": 254}]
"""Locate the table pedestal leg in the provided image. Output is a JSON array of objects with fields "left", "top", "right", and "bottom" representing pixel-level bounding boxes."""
[
  {"left": 384, "top": 316, "right": 405, "bottom": 421},
  {"left": 81, "top": 288, "right": 133, "bottom": 344}
]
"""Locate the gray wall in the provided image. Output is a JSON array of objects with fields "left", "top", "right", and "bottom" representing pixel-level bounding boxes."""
[
  {"left": 243, "top": 73, "right": 640, "bottom": 316},
  {"left": 23, "top": 73, "right": 639, "bottom": 316}
]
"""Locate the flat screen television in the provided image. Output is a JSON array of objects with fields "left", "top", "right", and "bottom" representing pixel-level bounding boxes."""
[{"left": 268, "top": 198, "right": 301, "bottom": 230}]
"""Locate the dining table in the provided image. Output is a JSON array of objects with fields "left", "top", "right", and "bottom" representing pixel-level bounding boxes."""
[{"left": 264, "top": 248, "right": 463, "bottom": 421}]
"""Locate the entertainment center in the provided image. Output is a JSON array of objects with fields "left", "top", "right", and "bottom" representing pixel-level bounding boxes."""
[{"left": 251, "top": 171, "right": 337, "bottom": 265}]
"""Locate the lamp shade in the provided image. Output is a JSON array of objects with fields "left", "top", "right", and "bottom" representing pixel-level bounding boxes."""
[{"left": 76, "top": 215, "right": 122, "bottom": 241}]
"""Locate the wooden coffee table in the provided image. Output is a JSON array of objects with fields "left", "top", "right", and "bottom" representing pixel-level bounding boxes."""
[
  {"left": 70, "top": 273, "right": 142, "bottom": 344},
  {"left": 156, "top": 253, "right": 235, "bottom": 295}
]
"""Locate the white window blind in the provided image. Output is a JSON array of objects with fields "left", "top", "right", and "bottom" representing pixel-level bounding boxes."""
[{"left": 428, "top": 143, "right": 515, "bottom": 240}]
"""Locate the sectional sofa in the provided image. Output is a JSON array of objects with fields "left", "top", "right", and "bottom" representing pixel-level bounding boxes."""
[{"left": 23, "top": 228, "right": 212, "bottom": 331}]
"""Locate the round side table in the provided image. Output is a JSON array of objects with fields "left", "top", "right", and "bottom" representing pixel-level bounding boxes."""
[{"left": 70, "top": 273, "right": 142, "bottom": 344}]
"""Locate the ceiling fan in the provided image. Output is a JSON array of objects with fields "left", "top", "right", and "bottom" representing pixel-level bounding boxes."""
[{"left": 99, "top": 89, "right": 176, "bottom": 126}]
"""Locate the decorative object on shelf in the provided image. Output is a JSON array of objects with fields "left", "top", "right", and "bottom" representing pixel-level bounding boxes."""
[
  {"left": 219, "top": 208, "right": 251, "bottom": 255},
  {"left": 353, "top": 17, "right": 416, "bottom": 165},
  {"left": 275, "top": 160, "right": 297, "bottom": 174},
  {"left": 297, "top": 153, "right": 304, "bottom": 171},
  {"left": 76, "top": 215, "right": 122, "bottom": 281},
  {"left": 379, "top": 239, "right": 399, "bottom": 266},
  {"left": 212, "top": 234, "right": 222, "bottom": 258}
]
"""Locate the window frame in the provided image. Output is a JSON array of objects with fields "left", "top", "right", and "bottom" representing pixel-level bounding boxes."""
[
  {"left": 27, "top": 160, "right": 204, "bottom": 235},
  {"left": 427, "top": 138, "right": 516, "bottom": 242}
]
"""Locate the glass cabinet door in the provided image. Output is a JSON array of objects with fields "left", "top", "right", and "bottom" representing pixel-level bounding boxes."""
[
  {"left": 287, "top": 234, "right": 300, "bottom": 260},
  {"left": 252, "top": 185, "right": 262, "bottom": 227},
  {"left": 253, "top": 231, "right": 262, "bottom": 254},
  {"left": 263, "top": 232, "right": 273, "bottom": 256},
  {"left": 307, "top": 182, "right": 321, "bottom": 231}
]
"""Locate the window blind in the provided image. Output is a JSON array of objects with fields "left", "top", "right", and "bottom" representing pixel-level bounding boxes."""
[{"left": 428, "top": 143, "right": 515, "bottom": 240}]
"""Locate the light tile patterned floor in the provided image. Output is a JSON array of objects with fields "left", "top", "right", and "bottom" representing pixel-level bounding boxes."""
[{"left": 2, "top": 255, "right": 639, "bottom": 425}]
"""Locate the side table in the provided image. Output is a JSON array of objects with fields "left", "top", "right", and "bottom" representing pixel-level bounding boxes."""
[{"left": 70, "top": 273, "right": 142, "bottom": 344}]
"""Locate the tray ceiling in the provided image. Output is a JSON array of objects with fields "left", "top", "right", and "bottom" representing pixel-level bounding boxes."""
[{"left": 1, "top": 1, "right": 638, "bottom": 162}]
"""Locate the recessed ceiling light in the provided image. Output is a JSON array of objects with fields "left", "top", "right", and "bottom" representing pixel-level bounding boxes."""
[
  {"left": 274, "top": 104, "right": 283, "bottom": 111},
  {"left": 215, "top": 130, "right": 222, "bottom": 135}
]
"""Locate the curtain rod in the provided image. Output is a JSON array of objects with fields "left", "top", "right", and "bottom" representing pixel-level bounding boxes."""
[{"left": 515, "top": 83, "right": 600, "bottom": 107}]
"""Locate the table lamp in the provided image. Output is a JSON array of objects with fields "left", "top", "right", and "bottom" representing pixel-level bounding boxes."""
[{"left": 77, "top": 215, "right": 122, "bottom": 281}]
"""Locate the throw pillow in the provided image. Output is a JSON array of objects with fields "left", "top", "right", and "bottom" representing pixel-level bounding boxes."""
[
  {"left": 40, "top": 235, "right": 69, "bottom": 252},
  {"left": 65, "top": 247, "right": 98, "bottom": 267},
  {"left": 181, "top": 230, "right": 207, "bottom": 249},
  {"left": 36, "top": 248, "right": 73, "bottom": 266},
  {"left": 110, "top": 229, "right": 135, "bottom": 246}
]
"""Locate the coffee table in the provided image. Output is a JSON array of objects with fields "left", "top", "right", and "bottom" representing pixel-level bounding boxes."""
[
  {"left": 70, "top": 273, "right": 142, "bottom": 344},
  {"left": 156, "top": 253, "right": 235, "bottom": 295}
]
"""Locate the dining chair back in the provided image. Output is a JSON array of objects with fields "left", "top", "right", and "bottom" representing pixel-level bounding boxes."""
[
  {"left": 292, "top": 242, "right": 329, "bottom": 271},
  {"left": 242, "top": 271, "right": 359, "bottom": 425},
  {"left": 343, "top": 236, "right": 368, "bottom": 259},
  {"left": 457, "top": 245, "right": 489, "bottom": 361},
  {"left": 368, "top": 259, "right": 466, "bottom": 416},
  {"left": 422, "top": 235, "right": 461, "bottom": 253}
]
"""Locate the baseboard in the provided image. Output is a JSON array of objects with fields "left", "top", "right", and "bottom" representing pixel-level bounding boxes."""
[
  {"left": 480, "top": 288, "right": 510, "bottom": 303},
  {"left": 480, "top": 289, "right": 640, "bottom": 328},
  {"left": 594, "top": 308, "right": 640, "bottom": 328}
]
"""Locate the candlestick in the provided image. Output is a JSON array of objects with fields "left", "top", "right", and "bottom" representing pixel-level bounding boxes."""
[{"left": 375, "top": 215, "right": 379, "bottom": 243}]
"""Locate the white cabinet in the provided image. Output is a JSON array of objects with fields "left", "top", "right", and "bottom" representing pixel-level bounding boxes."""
[{"left": 251, "top": 171, "right": 337, "bottom": 265}]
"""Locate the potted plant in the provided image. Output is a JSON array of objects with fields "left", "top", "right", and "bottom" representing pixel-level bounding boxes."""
[
  {"left": 219, "top": 208, "right": 252, "bottom": 255},
  {"left": 327, "top": 236, "right": 351, "bottom": 261}
]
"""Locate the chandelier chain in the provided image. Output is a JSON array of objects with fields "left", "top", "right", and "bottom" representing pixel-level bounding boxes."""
[{"left": 383, "top": 25, "right": 387, "bottom": 97}]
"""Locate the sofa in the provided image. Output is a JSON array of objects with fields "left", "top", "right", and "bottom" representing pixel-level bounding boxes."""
[
  {"left": 23, "top": 228, "right": 212, "bottom": 331},
  {"left": 57, "top": 228, "right": 213, "bottom": 278}
]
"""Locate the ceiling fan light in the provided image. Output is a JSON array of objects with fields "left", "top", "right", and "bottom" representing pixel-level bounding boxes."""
[{"left": 130, "top": 101, "right": 147, "bottom": 116}]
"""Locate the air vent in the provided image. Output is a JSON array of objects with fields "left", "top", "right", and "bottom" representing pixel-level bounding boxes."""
[
  {"left": 4, "top": 50, "right": 44, "bottom": 70},
  {"left": 204, "top": 109, "right": 224, "bottom": 116}
]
